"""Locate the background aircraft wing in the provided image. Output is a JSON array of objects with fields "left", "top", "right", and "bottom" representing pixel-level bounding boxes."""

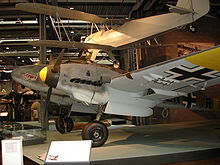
[
  {"left": 29, "top": 40, "right": 114, "bottom": 51},
  {"left": 16, "top": 3, "right": 107, "bottom": 23},
  {"left": 108, "top": 45, "right": 220, "bottom": 101}
]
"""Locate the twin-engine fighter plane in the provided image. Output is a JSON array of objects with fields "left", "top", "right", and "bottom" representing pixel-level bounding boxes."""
[
  {"left": 15, "top": 0, "right": 210, "bottom": 66},
  {"left": 12, "top": 45, "right": 220, "bottom": 147}
]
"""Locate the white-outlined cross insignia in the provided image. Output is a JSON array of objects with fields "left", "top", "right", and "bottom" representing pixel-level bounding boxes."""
[
  {"left": 165, "top": 65, "right": 218, "bottom": 82},
  {"left": 183, "top": 93, "right": 196, "bottom": 109}
]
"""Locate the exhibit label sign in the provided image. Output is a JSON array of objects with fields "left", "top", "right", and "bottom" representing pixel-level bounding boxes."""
[{"left": 45, "top": 140, "right": 92, "bottom": 165}]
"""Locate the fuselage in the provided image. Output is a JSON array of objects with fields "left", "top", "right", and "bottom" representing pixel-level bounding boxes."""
[
  {"left": 12, "top": 63, "right": 122, "bottom": 105},
  {"left": 56, "top": 63, "right": 122, "bottom": 105}
]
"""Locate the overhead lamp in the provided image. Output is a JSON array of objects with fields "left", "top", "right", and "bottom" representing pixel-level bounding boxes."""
[
  {"left": 3, "top": 70, "right": 12, "bottom": 73},
  {"left": 0, "top": 39, "right": 39, "bottom": 42},
  {"left": 22, "top": 60, "right": 25, "bottom": 63},
  {"left": 6, "top": 47, "right": 9, "bottom": 50},
  {"left": 33, "top": 46, "right": 37, "bottom": 49},
  {"left": 70, "top": 7, "right": 74, "bottom": 10},
  {"left": 17, "top": 57, "right": 21, "bottom": 59}
]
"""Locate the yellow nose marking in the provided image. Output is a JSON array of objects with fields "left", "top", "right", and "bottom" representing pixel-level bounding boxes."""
[{"left": 39, "top": 67, "right": 48, "bottom": 82}]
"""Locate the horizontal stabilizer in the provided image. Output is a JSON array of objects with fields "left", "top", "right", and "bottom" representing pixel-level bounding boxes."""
[
  {"left": 29, "top": 40, "right": 113, "bottom": 50},
  {"left": 167, "top": 4, "right": 196, "bottom": 15},
  {"left": 176, "top": 0, "right": 210, "bottom": 16}
]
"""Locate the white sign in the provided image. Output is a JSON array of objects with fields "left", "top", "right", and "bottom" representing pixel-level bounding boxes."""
[
  {"left": 2, "top": 137, "right": 23, "bottom": 165},
  {"left": 45, "top": 140, "right": 92, "bottom": 165}
]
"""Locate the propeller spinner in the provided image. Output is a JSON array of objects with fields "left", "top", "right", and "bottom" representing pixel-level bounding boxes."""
[{"left": 39, "top": 50, "right": 64, "bottom": 88}]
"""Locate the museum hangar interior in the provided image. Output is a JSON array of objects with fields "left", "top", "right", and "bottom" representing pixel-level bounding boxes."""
[{"left": 0, "top": 0, "right": 220, "bottom": 165}]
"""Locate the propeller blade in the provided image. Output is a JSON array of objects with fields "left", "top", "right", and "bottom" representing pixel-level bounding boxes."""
[
  {"left": 42, "top": 86, "right": 53, "bottom": 130},
  {"left": 49, "top": 55, "right": 55, "bottom": 65},
  {"left": 52, "top": 49, "right": 65, "bottom": 73},
  {"left": 46, "top": 86, "right": 53, "bottom": 104}
]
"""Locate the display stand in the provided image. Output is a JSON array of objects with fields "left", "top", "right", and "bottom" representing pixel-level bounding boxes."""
[
  {"left": 1, "top": 137, "right": 24, "bottom": 165},
  {"left": 44, "top": 140, "right": 92, "bottom": 165}
]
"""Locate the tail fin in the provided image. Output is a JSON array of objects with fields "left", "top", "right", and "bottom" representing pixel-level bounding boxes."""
[{"left": 177, "top": 0, "right": 210, "bottom": 15}]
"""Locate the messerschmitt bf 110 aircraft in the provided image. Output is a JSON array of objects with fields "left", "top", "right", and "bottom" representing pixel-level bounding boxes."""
[
  {"left": 16, "top": 0, "right": 210, "bottom": 66},
  {"left": 12, "top": 45, "right": 220, "bottom": 147},
  {"left": 12, "top": 0, "right": 218, "bottom": 147}
]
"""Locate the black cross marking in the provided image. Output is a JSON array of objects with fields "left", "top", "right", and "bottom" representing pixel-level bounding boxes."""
[
  {"left": 166, "top": 65, "right": 217, "bottom": 82},
  {"left": 183, "top": 93, "right": 196, "bottom": 109}
]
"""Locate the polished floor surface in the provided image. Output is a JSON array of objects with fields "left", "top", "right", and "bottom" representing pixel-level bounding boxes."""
[{"left": 22, "top": 120, "right": 220, "bottom": 165}]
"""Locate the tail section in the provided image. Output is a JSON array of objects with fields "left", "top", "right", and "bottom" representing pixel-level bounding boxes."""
[{"left": 176, "top": 0, "right": 210, "bottom": 16}]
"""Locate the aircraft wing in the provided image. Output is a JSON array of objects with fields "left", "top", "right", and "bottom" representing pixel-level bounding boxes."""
[
  {"left": 105, "top": 46, "right": 220, "bottom": 117},
  {"left": 109, "top": 45, "right": 220, "bottom": 100},
  {"left": 16, "top": 3, "right": 107, "bottom": 23},
  {"left": 29, "top": 40, "right": 114, "bottom": 51}
]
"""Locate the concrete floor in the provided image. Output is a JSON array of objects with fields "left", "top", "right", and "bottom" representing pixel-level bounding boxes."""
[{"left": 22, "top": 120, "right": 220, "bottom": 165}]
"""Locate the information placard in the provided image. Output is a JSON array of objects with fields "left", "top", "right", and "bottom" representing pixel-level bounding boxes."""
[
  {"left": 2, "top": 137, "right": 23, "bottom": 165},
  {"left": 45, "top": 140, "right": 92, "bottom": 165}
]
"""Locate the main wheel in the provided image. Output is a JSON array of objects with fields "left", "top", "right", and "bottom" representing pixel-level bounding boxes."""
[
  {"left": 81, "top": 121, "right": 108, "bottom": 147},
  {"left": 55, "top": 117, "right": 73, "bottom": 134}
]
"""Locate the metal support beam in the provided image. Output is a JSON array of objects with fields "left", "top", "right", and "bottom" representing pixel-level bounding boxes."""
[
  {"left": 128, "top": 0, "right": 157, "bottom": 19},
  {"left": 39, "top": 14, "right": 47, "bottom": 64},
  {"left": 39, "top": 14, "right": 49, "bottom": 131}
]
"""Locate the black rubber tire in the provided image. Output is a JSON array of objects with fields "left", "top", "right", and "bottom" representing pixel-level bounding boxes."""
[
  {"left": 64, "top": 117, "right": 74, "bottom": 132},
  {"left": 81, "top": 121, "right": 108, "bottom": 147},
  {"left": 55, "top": 117, "right": 73, "bottom": 134}
]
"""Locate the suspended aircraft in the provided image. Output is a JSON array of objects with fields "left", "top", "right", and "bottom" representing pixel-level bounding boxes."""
[
  {"left": 15, "top": 0, "right": 211, "bottom": 67},
  {"left": 12, "top": 0, "right": 218, "bottom": 147}
]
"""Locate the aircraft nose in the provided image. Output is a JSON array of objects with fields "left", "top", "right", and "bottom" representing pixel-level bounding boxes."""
[{"left": 11, "top": 65, "right": 45, "bottom": 88}]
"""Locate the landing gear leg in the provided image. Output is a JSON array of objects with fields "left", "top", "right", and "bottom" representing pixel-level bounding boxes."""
[
  {"left": 55, "top": 117, "right": 74, "bottom": 134},
  {"left": 190, "top": 24, "right": 196, "bottom": 33},
  {"left": 55, "top": 107, "right": 74, "bottom": 134},
  {"left": 81, "top": 105, "right": 108, "bottom": 147}
]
